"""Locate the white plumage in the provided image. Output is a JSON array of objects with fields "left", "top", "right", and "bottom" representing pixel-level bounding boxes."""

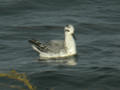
[{"left": 29, "top": 24, "right": 77, "bottom": 59}]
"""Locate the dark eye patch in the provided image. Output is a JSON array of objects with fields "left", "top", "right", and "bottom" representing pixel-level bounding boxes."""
[
  {"left": 66, "top": 25, "right": 69, "bottom": 27},
  {"left": 66, "top": 25, "right": 70, "bottom": 28}
]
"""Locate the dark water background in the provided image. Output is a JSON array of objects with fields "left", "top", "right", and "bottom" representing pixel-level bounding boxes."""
[{"left": 0, "top": 0, "right": 120, "bottom": 90}]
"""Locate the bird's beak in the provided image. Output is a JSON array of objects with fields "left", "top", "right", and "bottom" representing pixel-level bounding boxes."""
[
  {"left": 73, "top": 34, "right": 76, "bottom": 40},
  {"left": 65, "top": 29, "right": 69, "bottom": 32}
]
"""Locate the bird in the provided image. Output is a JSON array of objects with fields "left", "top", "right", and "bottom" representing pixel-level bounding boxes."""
[{"left": 29, "top": 24, "right": 77, "bottom": 59}]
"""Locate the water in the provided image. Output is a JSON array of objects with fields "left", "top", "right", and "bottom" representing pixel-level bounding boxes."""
[{"left": 0, "top": 0, "right": 120, "bottom": 90}]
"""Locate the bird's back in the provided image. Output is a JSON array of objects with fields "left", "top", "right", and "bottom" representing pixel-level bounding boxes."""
[{"left": 46, "top": 40, "right": 65, "bottom": 53}]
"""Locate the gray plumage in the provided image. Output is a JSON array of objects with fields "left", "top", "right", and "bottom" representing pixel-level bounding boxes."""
[{"left": 29, "top": 39, "right": 65, "bottom": 53}]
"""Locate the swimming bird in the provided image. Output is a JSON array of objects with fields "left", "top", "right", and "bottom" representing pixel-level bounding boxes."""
[{"left": 29, "top": 24, "right": 77, "bottom": 59}]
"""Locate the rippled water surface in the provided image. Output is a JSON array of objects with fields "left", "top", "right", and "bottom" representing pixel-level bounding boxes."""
[{"left": 0, "top": 0, "right": 120, "bottom": 90}]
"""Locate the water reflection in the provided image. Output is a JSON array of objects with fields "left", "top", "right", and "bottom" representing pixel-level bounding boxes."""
[{"left": 38, "top": 56, "right": 77, "bottom": 66}]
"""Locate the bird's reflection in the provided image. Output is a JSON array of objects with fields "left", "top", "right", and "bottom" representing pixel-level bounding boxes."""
[{"left": 38, "top": 56, "right": 77, "bottom": 66}]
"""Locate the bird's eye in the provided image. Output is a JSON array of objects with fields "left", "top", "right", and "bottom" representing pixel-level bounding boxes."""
[{"left": 66, "top": 25, "right": 68, "bottom": 27}]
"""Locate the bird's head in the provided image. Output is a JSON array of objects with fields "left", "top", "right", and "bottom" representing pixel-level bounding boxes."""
[{"left": 64, "top": 24, "right": 75, "bottom": 35}]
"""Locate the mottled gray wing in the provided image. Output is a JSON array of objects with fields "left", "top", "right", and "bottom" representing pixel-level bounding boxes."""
[
  {"left": 46, "top": 40, "right": 65, "bottom": 53},
  {"left": 29, "top": 39, "right": 49, "bottom": 52},
  {"left": 29, "top": 39, "right": 65, "bottom": 53}
]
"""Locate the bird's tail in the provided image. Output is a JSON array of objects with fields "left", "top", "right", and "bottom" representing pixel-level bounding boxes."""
[
  {"left": 28, "top": 39, "right": 41, "bottom": 53},
  {"left": 29, "top": 39, "right": 40, "bottom": 46},
  {"left": 31, "top": 45, "right": 41, "bottom": 53}
]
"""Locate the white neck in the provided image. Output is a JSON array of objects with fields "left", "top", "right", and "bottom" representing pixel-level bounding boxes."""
[{"left": 64, "top": 32, "right": 77, "bottom": 55}]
